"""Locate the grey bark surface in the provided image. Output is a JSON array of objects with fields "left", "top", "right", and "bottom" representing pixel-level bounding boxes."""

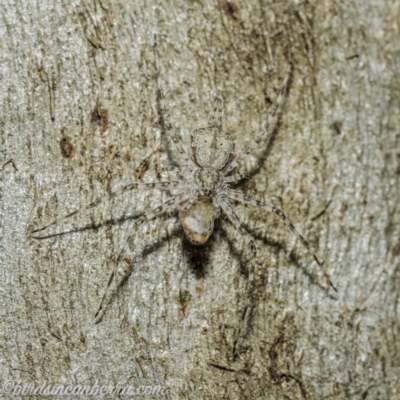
[{"left": 1, "top": 0, "right": 399, "bottom": 399}]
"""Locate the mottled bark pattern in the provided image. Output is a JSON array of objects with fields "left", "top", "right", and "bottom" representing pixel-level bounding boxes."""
[{"left": 1, "top": 0, "right": 399, "bottom": 399}]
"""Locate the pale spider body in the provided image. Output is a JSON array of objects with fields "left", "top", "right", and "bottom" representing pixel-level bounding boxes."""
[
  {"left": 179, "top": 109, "right": 234, "bottom": 245},
  {"left": 34, "top": 45, "right": 335, "bottom": 322}
]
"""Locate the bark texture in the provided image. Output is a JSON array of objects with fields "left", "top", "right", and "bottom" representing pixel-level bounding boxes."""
[{"left": 1, "top": 0, "right": 399, "bottom": 399}]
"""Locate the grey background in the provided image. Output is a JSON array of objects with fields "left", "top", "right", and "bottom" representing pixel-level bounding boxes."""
[{"left": 1, "top": 0, "right": 399, "bottom": 398}]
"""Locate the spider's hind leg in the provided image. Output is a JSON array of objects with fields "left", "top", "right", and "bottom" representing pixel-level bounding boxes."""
[
  {"left": 226, "top": 190, "right": 337, "bottom": 292},
  {"left": 94, "top": 192, "right": 188, "bottom": 323},
  {"left": 219, "top": 197, "right": 259, "bottom": 360},
  {"left": 220, "top": 197, "right": 257, "bottom": 271},
  {"left": 219, "top": 197, "right": 258, "bottom": 302}
]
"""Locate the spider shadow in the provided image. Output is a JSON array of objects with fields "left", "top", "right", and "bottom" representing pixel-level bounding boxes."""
[
  {"left": 179, "top": 225, "right": 240, "bottom": 283},
  {"left": 32, "top": 213, "right": 142, "bottom": 240},
  {"left": 218, "top": 215, "right": 336, "bottom": 298},
  {"left": 180, "top": 238, "right": 211, "bottom": 280},
  {"left": 99, "top": 218, "right": 262, "bottom": 322},
  {"left": 32, "top": 212, "right": 225, "bottom": 321},
  {"left": 217, "top": 219, "right": 254, "bottom": 279},
  {"left": 33, "top": 212, "right": 188, "bottom": 321},
  {"left": 210, "top": 220, "right": 262, "bottom": 360},
  {"left": 208, "top": 207, "right": 336, "bottom": 300},
  {"left": 180, "top": 218, "right": 254, "bottom": 281},
  {"left": 249, "top": 228, "right": 337, "bottom": 299},
  {"left": 100, "top": 221, "right": 185, "bottom": 318},
  {"left": 231, "top": 70, "right": 293, "bottom": 183}
]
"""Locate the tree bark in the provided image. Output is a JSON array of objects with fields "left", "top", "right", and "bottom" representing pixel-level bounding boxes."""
[{"left": 1, "top": 0, "right": 399, "bottom": 398}]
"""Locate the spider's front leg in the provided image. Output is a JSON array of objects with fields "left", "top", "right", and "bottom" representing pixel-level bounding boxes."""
[
  {"left": 153, "top": 34, "right": 193, "bottom": 169},
  {"left": 225, "top": 52, "right": 293, "bottom": 174},
  {"left": 32, "top": 180, "right": 185, "bottom": 238}
]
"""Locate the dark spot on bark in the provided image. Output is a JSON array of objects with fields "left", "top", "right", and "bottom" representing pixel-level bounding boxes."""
[
  {"left": 332, "top": 382, "right": 341, "bottom": 395},
  {"left": 222, "top": 0, "right": 240, "bottom": 22},
  {"left": 91, "top": 103, "right": 108, "bottom": 134},
  {"left": 333, "top": 120, "right": 342, "bottom": 134},
  {"left": 397, "top": 153, "right": 400, "bottom": 175},
  {"left": 124, "top": 255, "right": 132, "bottom": 266},
  {"left": 37, "top": 206, "right": 43, "bottom": 218},
  {"left": 60, "top": 135, "right": 74, "bottom": 159},
  {"left": 393, "top": 240, "right": 400, "bottom": 257},
  {"left": 178, "top": 289, "right": 192, "bottom": 315},
  {"left": 245, "top": 53, "right": 253, "bottom": 70},
  {"left": 2, "top": 159, "right": 18, "bottom": 171},
  {"left": 124, "top": 149, "right": 132, "bottom": 162},
  {"left": 346, "top": 54, "right": 359, "bottom": 60},
  {"left": 264, "top": 89, "right": 273, "bottom": 105}
]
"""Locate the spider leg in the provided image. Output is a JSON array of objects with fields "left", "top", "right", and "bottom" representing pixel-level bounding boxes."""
[
  {"left": 225, "top": 53, "right": 293, "bottom": 174},
  {"left": 226, "top": 190, "right": 336, "bottom": 291},
  {"left": 157, "top": 166, "right": 182, "bottom": 175},
  {"left": 181, "top": 192, "right": 197, "bottom": 211},
  {"left": 33, "top": 180, "right": 185, "bottom": 236},
  {"left": 154, "top": 35, "right": 193, "bottom": 168},
  {"left": 95, "top": 192, "right": 189, "bottom": 323},
  {"left": 219, "top": 197, "right": 258, "bottom": 348},
  {"left": 206, "top": 97, "right": 226, "bottom": 132},
  {"left": 138, "top": 135, "right": 179, "bottom": 180},
  {"left": 156, "top": 166, "right": 185, "bottom": 182},
  {"left": 220, "top": 197, "right": 257, "bottom": 259},
  {"left": 134, "top": 152, "right": 153, "bottom": 181},
  {"left": 224, "top": 173, "right": 248, "bottom": 184}
]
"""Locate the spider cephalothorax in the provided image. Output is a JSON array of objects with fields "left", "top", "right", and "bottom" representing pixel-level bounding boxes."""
[
  {"left": 193, "top": 168, "right": 224, "bottom": 195},
  {"left": 191, "top": 125, "right": 234, "bottom": 170}
]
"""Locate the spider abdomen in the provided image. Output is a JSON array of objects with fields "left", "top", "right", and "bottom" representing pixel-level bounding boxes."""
[{"left": 179, "top": 196, "right": 217, "bottom": 245}]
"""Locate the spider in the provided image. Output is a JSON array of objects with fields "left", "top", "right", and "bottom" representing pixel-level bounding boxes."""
[{"left": 33, "top": 44, "right": 334, "bottom": 322}]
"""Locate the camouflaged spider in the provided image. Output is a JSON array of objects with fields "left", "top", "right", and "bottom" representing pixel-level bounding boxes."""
[{"left": 33, "top": 46, "right": 334, "bottom": 322}]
